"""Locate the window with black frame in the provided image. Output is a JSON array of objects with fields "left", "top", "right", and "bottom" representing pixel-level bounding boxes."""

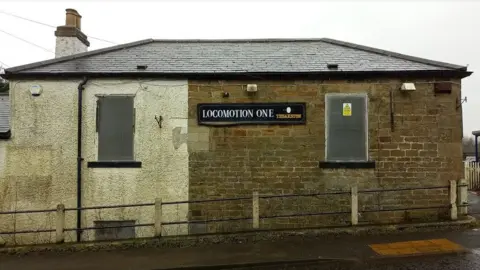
[{"left": 96, "top": 96, "right": 135, "bottom": 161}]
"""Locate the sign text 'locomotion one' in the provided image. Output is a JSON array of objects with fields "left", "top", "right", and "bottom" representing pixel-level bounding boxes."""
[{"left": 197, "top": 103, "right": 306, "bottom": 126}]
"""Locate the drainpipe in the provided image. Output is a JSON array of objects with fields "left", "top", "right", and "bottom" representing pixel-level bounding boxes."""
[{"left": 76, "top": 77, "right": 88, "bottom": 242}]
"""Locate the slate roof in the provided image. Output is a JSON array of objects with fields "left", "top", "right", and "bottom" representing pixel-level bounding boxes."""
[
  {"left": 0, "top": 94, "right": 10, "bottom": 139},
  {"left": 5, "top": 38, "right": 469, "bottom": 76}
]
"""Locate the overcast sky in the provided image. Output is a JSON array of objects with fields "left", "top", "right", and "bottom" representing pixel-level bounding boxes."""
[{"left": 0, "top": 0, "right": 478, "bottom": 135}]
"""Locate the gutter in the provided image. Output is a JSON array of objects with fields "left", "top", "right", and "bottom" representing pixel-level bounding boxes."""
[
  {"left": 2, "top": 69, "right": 474, "bottom": 80},
  {"left": 76, "top": 77, "right": 88, "bottom": 242}
]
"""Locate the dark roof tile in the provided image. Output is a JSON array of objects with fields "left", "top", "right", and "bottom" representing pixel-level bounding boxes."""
[{"left": 6, "top": 38, "right": 468, "bottom": 75}]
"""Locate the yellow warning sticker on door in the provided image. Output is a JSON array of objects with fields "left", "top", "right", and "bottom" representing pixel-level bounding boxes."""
[{"left": 343, "top": 103, "right": 352, "bottom": 116}]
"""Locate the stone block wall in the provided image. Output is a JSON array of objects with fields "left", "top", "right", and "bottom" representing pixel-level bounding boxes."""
[{"left": 187, "top": 79, "right": 462, "bottom": 233}]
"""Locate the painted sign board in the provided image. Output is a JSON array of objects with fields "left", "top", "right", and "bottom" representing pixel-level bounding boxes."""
[{"left": 197, "top": 103, "right": 306, "bottom": 126}]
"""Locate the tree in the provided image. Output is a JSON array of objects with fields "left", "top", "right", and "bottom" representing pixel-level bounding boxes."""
[
  {"left": 463, "top": 136, "right": 477, "bottom": 155},
  {"left": 0, "top": 66, "right": 8, "bottom": 93},
  {"left": 0, "top": 78, "right": 8, "bottom": 93}
]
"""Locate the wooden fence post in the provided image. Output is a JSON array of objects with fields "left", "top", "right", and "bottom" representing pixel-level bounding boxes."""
[
  {"left": 457, "top": 179, "right": 468, "bottom": 215},
  {"left": 55, "top": 204, "right": 65, "bottom": 243},
  {"left": 464, "top": 162, "right": 471, "bottom": 190},
  {"left": 450, "top": 180, "right": 458, "bottom": 220},
  {"left": 154, "top": 198, "right": 162, "bottom": 237},
  {"left": 252, "top": 191, "right": 259, "bottom": 229},
  {"left": 351, "top": 186, "right": 358, "bottom": 226}
]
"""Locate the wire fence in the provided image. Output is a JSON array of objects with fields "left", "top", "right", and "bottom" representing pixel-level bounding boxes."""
[{"left": 0, "top": 181, "right": 468, "bottom": 247}]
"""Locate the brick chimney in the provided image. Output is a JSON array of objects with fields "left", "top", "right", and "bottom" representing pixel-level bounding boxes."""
[{"left": 54, "top": 9, "right": 90, "bottom": 58}]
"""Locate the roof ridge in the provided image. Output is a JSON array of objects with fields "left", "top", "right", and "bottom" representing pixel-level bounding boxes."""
[
  {"left": 151, "top": 38, "right": 326, "bottom": 43},
  {"left": 5, "top": 39, "right": 155, "bottom": 73},
  {"left": 320, "top": 38, "right": 466, "bottom": 71}
]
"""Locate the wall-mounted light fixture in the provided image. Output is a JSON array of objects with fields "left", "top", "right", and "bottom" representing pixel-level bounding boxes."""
[
  {"left": 29, "top": 84, "right": 43, "bottom": 96},
  {"left": 400, "top": 82, "right": 416, "bottom": 91},
  {"left": 246, "top": 84, "right": 257, "bottom": 94}
]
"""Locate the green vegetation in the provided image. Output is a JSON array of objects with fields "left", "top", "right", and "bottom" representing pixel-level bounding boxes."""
[{"left": 0, "top": 77, "right": 8, "bottom": 93}]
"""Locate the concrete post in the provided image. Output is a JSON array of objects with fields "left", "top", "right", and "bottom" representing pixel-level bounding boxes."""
[
  {"left": 252, "top": 191, "right": 259, "bottom": 229},
  {"left": 351, "top": 186, "right": 358, "bottom": 226},
  {"left": 154, "top": 198, "right": 162, "bottom": 237},
  {"left": 457, "top": 179, "right": 468, "bottom": 215},
  {"left": 450, "top": 180, "right": 458, "bottom": 220},
  {"left": 55, "top": 204, "right": 65, "bottom": 243}
]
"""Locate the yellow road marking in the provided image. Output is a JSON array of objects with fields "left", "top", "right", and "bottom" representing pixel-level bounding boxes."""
[{"left": 369, "top": 238, "right": 465, "bottom": 256}]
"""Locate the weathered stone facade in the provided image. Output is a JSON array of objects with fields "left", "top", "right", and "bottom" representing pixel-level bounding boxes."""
[{"left": 187, "top": 78, "right": 462, "bottom": 233}]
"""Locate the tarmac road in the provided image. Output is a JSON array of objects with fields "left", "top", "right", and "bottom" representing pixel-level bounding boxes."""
[
  {"left": 360, "top": 251, "right": 480, "bottom": 270},
  {"left": 357, "top": 197, "right": 480, "bottom": 270},
  {"left": 3, "top": 229, "right": 480, "bottom": 270},
  {"left": 228, "top": 250, "right": 480, "bottom": 269}
]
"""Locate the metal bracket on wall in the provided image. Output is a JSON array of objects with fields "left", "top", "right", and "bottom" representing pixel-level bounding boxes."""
[
  {"left": 456, "top": 96, "right": 467, "bottom": 110},
  {"left": 155, "top": 115, "right": 163, "bottom": 128}
]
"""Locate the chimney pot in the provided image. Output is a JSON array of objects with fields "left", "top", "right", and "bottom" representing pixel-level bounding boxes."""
[
  {"left": 65, "top": 8, "right": 80, "bottom": 29},
  {"left": 76, "top": 14, "right": 82, "bottom": 30}
]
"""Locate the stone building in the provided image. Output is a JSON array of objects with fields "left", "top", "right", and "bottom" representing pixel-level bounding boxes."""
[{"left": 0, "top": 9, "right": 472, "bottom": 244}]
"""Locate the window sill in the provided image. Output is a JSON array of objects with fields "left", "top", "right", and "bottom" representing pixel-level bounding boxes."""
[
  {"left": 87, "top": 161, "right": 142, "bottom": 168},
  {"left": 319, "top": 161, "right": 375, "bottom": 169}
]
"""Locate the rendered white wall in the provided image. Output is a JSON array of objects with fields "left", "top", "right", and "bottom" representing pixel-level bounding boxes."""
[
  {"left": 55, "top": 37, "right": 88, "bottom": 58},
  {"left": 0, "top": 79, "right": 189, "bottom": 245}
]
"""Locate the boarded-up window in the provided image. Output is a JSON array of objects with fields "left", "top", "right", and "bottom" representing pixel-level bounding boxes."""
[
  {"left": 325, "top": 93, "right": 368, "bottom": 161},
  {"left": 94, "top": 220, "right": 135, "bottom": 241},
  {"left": 97, "top": 96, "right": 135, "bottom": 161}
]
